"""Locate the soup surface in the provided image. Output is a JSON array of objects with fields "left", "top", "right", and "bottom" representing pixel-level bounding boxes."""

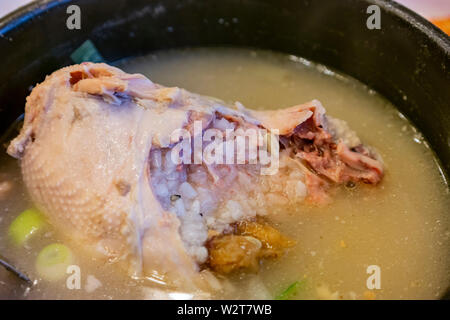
[{"left": 0, "top": 48, "right": 448, "bottom": 299}]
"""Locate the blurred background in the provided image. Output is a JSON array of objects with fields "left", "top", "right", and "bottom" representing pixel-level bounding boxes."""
[{"left": 1, "top": 0, "right": 450, "bottom": 34}]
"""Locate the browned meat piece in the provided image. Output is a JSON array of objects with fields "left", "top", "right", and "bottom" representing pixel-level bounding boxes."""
[
  {"left": 268, "top": 105, "right": 384, "bottom": 186},
  {"left": 207, "top": 235, "right": 262, "bottom": 273},
  {"left": 206, "top": 220, "right": 295, "bottom": 274}
]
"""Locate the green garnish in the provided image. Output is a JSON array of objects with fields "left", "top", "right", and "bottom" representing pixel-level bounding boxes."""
[
  {"left": 36, "top": 243, "right": 74, "bottom": 281},
  {"left": 70, "top": 39, "right": 104, "bottom": 63},
  {"left": 8, "top": 208, "right": 45, "bottom": 245},
  {"left": 275, "top": 280, "right": 305, "bottom": 300}
]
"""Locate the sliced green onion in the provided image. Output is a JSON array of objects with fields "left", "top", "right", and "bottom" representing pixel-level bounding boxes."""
[
  {"left": 8, "top": 208, "right": 45, "bottom": 245},
  {"left": 35, "top": 244, "right": 73, "bottom": 281},
  {"left": 275, "top": 280, "right": 305, "bottom": 300}
]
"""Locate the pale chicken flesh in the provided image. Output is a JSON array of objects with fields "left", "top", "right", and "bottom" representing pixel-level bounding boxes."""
[{"left": 7, "top": 63, "right": 383, "bottom": 294}]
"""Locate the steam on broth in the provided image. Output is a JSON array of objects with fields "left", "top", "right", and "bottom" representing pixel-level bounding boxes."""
[{"left": 0, "top": 48, "right": 448, "bottom": 299}]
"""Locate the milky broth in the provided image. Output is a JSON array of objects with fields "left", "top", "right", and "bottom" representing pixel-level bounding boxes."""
[{"left": 0, "top": 48, "right": 448, "bottom": 299}]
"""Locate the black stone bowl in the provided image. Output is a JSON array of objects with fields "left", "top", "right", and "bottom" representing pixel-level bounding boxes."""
[{"left": 0, "top": 0, "right": 448, "bottom": 299}]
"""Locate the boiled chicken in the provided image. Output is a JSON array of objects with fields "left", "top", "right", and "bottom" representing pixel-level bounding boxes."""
[{"left": 8, "top": 63, "right": 383, "bottom": 295}]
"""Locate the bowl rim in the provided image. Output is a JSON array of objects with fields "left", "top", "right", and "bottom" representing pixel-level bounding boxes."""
[{"left": 0, "top": 0, "right": 449, "bottom": 50}]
